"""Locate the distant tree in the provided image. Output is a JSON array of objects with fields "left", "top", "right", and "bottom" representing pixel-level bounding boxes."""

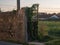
[
  {"left": 0, "top": 8, "right": 2, "bottom": 12},
  {"left": 12, "top": 10, "right": 17, "bottom": 14},
  {"left": 52, "top": 13, "right": 56, "bottom": 15}
]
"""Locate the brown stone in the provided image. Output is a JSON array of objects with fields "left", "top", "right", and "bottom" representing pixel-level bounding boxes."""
[{"left": 0, "top": 10, "right": 26, "bottom": 43}]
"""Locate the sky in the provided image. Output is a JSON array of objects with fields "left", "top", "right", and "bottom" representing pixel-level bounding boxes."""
[{"left": 0, "top": 0, "right": 60, "bottom": 13}]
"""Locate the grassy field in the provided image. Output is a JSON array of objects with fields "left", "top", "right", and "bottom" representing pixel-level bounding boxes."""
[{"left": 38, "top": 21, "right": 60, "bottom": 38}]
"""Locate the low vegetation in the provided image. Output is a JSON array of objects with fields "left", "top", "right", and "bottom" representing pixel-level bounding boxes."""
[
  {"left": 45, "top": 39, "right": 60, "bottom": 45},
  {"left": 38, "top": 21, "right": 60, "bottom": 44}
]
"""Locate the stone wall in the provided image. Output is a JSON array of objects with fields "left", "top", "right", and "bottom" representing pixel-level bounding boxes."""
[{"left": 0, "top": 10, "right": 26, "bottom": 43}]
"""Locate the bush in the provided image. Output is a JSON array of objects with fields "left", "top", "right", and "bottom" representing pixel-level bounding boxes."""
[
  {"left": 38, "top": 35, "right": 53, "bottom": 42},
  {"left": 48, "top": 30, "right": 60, "bottom": 38}
]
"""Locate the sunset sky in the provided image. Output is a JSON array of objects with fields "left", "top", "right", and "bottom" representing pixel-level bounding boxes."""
[{"left": 0, "top": 0, "right": 60, "bottom": 13}]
